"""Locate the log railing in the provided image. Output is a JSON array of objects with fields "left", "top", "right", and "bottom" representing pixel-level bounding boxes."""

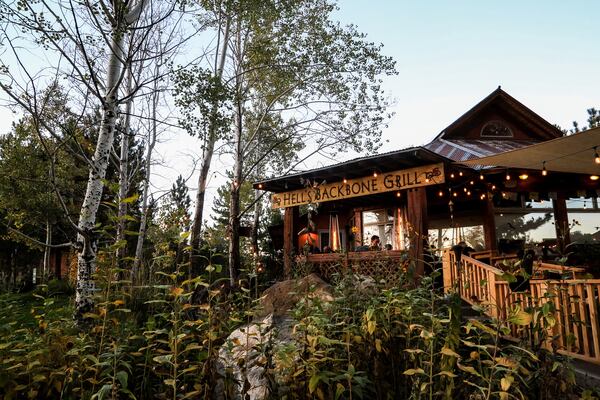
[
  {"left": 443, "top": 251, "right": 600, "bottom": 364},
  {"left": 297, "top": 250, "right": 408, "bottom": 287}
]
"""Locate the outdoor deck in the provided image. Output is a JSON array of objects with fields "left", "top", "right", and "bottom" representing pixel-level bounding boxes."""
[{"left": 443, "top": 251, "right": 600, "bottom": 364}]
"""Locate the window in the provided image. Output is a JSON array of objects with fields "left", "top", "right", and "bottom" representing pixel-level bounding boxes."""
[
  {"left": 567, "top": 197, "right": 600, "bottom": 243},
  {"left": 481, "top": 120, "right": 513, "bottom": 138},
  {"left": 362, "top": 209, "right": 395, "bottom": 248}
]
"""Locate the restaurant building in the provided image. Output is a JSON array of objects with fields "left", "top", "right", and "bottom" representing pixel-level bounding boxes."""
[{"left": 255, "top": 87, "right": 600, "bottom": 276}]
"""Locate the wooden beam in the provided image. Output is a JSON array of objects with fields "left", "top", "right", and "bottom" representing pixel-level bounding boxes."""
[
  {"left": 283, "top": 206, "right": 299, "bottom": 278},
  {"left": 407, "top": 188, "right": 428, "bottom": 277},
  {"left": 482, "top": 195, "right": 497, "bottom": 251},
  {"left": 552, "top": 193, "right": 570, "bottom": 252},
  {"left": 354, "top": 210, "right": 363, "bottom": 249}
]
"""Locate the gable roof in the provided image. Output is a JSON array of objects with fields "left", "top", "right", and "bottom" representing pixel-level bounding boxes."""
[{"left": 433, "top": 87, "right": 564, "bottom": 142}]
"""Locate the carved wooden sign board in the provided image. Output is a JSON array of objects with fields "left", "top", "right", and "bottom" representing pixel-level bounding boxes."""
[{"left": 271, "top": 163, "right": 445, "bottom": 209}]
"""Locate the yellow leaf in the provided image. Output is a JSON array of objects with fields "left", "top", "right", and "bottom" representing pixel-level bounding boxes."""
[
  {"left": 113, "top": 300, "right": 125, "bottom": 306},
  {"left": 436, "top": 370, "right": 458, "bottom": 378},
  {"left": 501, "top": 375, "right": 514, "bottom": 391},
  {"left": 403, "top": 368, "right": 425, "bottom": 376},
  {"left": 508, "top": 308, "right": 532, "bottom": 326},
  {"left": 457, "top": 363, "right": 481, "bottom": 377},
  {"left": 440, "top": 346, "right": 460, "bottom": 358},
  {"left": 367, "top": 320, "right": 376, "bottom": 335},
  {"left": 171, "top": 287, "right": 184, "bottom": 297},
  {"left": 469, "top": 351, "right": 479, "bottom": 360},
  {"left": 499, "top": 391, "right": 509, "bottom": 400},
  {"left": 495, "top": 357, "right": 518, "bottom": 369},
  {"left": 375, "top": 339, "right": 382, "bottom": 352}
]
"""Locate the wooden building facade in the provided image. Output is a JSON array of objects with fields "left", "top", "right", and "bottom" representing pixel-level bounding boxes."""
[{"left": 255, "top": 88, "right": 600, "bottom": 278}]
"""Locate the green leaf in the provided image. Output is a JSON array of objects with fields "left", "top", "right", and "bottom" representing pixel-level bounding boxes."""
[
  {"left": 116, "top": 370, "right": 128, "bottom": 388},
  {"left": 153, "top": 355, "right": 173, "bottom": 364},
  {"left": 335, "top": 383, "right": 345, "bottom": 400},
  {"left": 308, "top": 374, "right": 320, "bottom": 393},
  {"left": 121, "top": 193, "right": 140, "bottom": 204}
]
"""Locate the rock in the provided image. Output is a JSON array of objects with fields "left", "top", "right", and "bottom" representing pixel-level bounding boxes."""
[
  {"left": 214, "top": 274, "right": 334, "bottom": 400},
  {"left": 255, "top": 273, "right": 334, "bottom": 318}
]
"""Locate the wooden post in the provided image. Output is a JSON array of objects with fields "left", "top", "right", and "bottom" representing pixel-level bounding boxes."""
[
  {"left": 283, "top": 206, "right": 299, "bottom": 278},
  {"left": 483, "top": 195, "right": 497, "bottom": 251},
  {"left": 552, "top": 193, "right": 570, "bottom": 252},
  {"left": 354, "top": 210, "right": 363, "bottom": 248},
  {"left": 407, "top": 188, "right": 428, "bottom": 277}
]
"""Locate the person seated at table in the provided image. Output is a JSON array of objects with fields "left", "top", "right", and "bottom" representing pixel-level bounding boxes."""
[
  {"left": 369, "top": 235, "right": 381, "bottom": 251},
  {"left": 384, "top": 243, "right": 393, "bottom": 251}
]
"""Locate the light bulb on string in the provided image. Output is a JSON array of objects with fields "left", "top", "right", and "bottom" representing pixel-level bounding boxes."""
[
  {"left": 480, "top": 173, "right": 484, "bottom": 180},
  {"left": 450, "top": 172, "right": 455, "bottom": 179},
  {"left": 542, "top": 161, "right": 547, "bottom": 176},
  {"left": 505, "top": 170, "right": 511, "bottom": 181},
  {"left": 595, "top": 147, "right": 600, "bottom": 164},
  {"left": 459, "top": 171, "right": 463, "bottom": 177},
  {"left": 343, "top": 178, "right": 347, "bottom": 184},
  {"left": 373, "top": 171, "right": 378, "bottom": 178},
  {"left": 438, "top": 190, "right": 444, "bottom": 197}
]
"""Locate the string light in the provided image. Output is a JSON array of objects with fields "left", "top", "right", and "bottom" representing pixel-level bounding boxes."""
[
  {"left": 258, "top": 183, "right": 263, "bottom": 189},
  {"left": 491, "top": 185, "right": 496, "bottom": 190},
  {"left": 463, "top": 187, "right": 467, "bottom": 192},
  {"left": 438, "top": 190, "right": 444, "bottom": 197},
  {"left": 591, "top": 175, "right": 599, "bottom": 181},
  {"left": 519, "top": 173, "right": 529, "bottom": 180},
  {"left": 396, "top": 191, "right": 401, "bottom": 197},
  {"left": 595, "top": 147, "right": 600, "bottom": 164},
  {"left": 373, "top": 171, "right": 378, "bottom": 178},
  {"left": 343, "top": 178, "right": 347, "bottom": 184},
  {"left": 505, "top": 171, "right": 511, "bottom": 181},
  {"left": 480, "top": 193, "right": 486, "bottom": 200},
  {"left": 469, "top": 180, "right": 474, "bottom": 185},
  {"left": 453, "top": 192, "right": 458, "bottom": 197},
  {"left": 542, "top": 161, "right": 547, "bottom": 176},
  {"left": 459, "top": 171, "right": 463, "bottom": 177},
  {"left": 467, "top": 191, "right": 471, "bottom": 196},
  {"left": 480, "top": 173, "right": 484, "bottom": 180},
  {"left": 425, "top": 177, "right": 430, "bottom": 183},
  {"left": 450, "top": 172, "right": 455, "bottom": 179}
]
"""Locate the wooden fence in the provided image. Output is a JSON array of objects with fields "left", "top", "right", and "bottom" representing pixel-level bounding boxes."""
[
  {"left": 297, "top": 251, "right": 408, "bottom": 287},
  {"left": 443, "top": 251, "right": 600, "bottom": 364}
]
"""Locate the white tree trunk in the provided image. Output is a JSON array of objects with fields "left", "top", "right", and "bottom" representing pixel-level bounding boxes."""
[
  {"left": 189, "top": 15, "right": 230, "bottom": 275},
  {"left": 115, "top": 66, "right": 134, "bottom": 264},
  {"left": 43, "top": 220, "right": 52, "bottom": 282},
  {"left": 132, "top": 59, "right": 159, "bottom": 285},
  {"left": 74, "top": 30, "right": 124, "bottom": 320}
]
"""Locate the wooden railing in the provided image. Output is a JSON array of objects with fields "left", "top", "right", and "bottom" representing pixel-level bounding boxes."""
[
  {"left": 443, "top": 251, "right": 600, "bottom": 364},
  {"left": 297, "top": 250, "right": 408, "bottom": 286}
]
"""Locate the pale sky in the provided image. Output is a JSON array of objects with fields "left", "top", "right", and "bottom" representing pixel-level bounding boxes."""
[{"left": 1, "top": 1, "right": 599, "bottom": 223}]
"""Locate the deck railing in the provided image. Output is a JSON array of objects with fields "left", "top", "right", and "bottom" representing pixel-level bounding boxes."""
[
  {"left": 443, "top": 251, "right": 600, "bottom": 364},
  {"left": 297, "top": 250, "right": 408, "bottom": 286}
]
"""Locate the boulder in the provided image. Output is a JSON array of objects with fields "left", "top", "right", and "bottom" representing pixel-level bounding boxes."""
[
  {"left": 255, "top": 273, "right": 334, "bottom": 318},
  {"left": 214, "top": 274, "right": 333, "bottom": 400}
]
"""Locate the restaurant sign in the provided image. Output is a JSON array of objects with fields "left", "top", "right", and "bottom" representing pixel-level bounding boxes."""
[{"left": 271, "top": 163, "right": 444, "bottom": 209}]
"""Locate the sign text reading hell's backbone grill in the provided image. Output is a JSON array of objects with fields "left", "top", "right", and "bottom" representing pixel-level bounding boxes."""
[{"left": 271, "top": 163, "right": 445, "bottom": 209}]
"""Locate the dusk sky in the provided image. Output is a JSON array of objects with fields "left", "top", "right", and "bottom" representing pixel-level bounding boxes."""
[{"left": 1, "top": 1, "right": 599, "bottom": 215}]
